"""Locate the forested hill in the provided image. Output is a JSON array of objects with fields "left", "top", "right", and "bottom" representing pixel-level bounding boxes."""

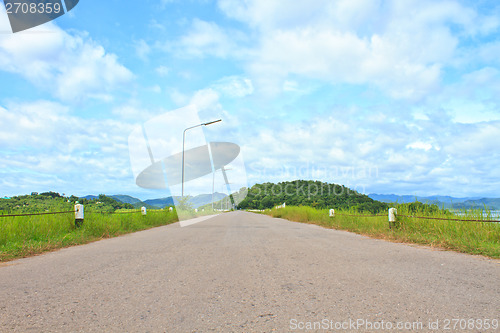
[{"left": 238, "top": 180, "right": 388, "bottom": 213}]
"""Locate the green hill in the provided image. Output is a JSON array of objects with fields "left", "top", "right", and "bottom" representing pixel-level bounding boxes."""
[
  {"left": 111, "top": 195, "right": 143, "bottom": 205},
  {"left": 451, "top": 198, "right": 500, "bottom": 210},
  {"left": 188, "top": 193, "right": 227, "bottom": 208},
  {"left": 238, "top": 180, "right": 388, "bottom": 213},
  {"left": 143, "top": 197, "right": 175, "bottom": 208}
]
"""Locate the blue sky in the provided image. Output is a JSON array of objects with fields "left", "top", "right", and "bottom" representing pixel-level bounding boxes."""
[{"left": 1, "top": 0, "right": 500, "bottom": 200}]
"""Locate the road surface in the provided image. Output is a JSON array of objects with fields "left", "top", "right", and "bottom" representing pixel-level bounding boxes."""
[{"left": 0, "top": 211, "right": 499, "bottom": 332}]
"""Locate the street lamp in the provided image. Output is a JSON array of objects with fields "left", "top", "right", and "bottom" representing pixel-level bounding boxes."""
[{"left": 182, "top": 119, "right": 222, "bottom": 197}]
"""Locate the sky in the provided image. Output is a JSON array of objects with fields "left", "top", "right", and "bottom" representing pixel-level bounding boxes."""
[{"left": 1, "top": 0, "right": 500, "bottom": 200}]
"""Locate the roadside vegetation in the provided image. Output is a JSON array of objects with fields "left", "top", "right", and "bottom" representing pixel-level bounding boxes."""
[
  {"left": 0, "top": 193, "right": 178, "bottom": 262},
  {"left": 2, "top": 184, "right": 498, "bottom": 261},
  {"left": 266, "top": 204, "right": 500, "bottom": 259},
  {"left": 0, "top": 192, "right": 135, "bottom": 213}
]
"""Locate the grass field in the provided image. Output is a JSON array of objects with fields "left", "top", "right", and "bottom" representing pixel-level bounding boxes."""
[
  {"left": 0, "top": 209, "right": 178, "bottom": 262},
  {"left": 2, "top": 205, "right": 498, "bottom": 261},
  {"left": 266, "top": 206, "right": 500, "bottom": 259}
]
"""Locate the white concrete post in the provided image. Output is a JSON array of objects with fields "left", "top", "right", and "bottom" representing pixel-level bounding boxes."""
[
  {"left": 141, "top": 206, "right": 147, "bottom": 215},
  {"left": 169, "top": 207, "right": 173, "bottom": 212},
  {"left": 389, "top": 208, "right": 397, "bottom": 228},
  {"left": 75, "top": 203, "right": 84, "bottom": 228},
  {"left": 329, "top": 209, "right": 335, "bottom": 217}
]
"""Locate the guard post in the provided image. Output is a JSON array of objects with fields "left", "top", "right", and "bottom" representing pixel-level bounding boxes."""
[
  {"left": 75, "top": 202, "right": 84, "bottom": 228},
  {"left": 388, "top": 208, "right": 397, "bottom": 229}
]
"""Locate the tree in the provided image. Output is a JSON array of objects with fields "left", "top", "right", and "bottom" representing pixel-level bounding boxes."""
[{"left": 176, "top": 196, "right": 193, "bottom": 211}]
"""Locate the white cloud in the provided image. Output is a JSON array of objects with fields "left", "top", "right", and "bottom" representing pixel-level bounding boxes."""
[
  {"left": 0, "top": 100, "right": 136, "bottom": 195},
  {"left": 406, "top": 142, "right": 433, "bottom": 151},
  {"left": 190, "top": 88, "right": 221, "bottom": 111},
  {"left": 134, "top": 39, "right": 151, "bottom": 61},
  {"left": 236, "top": 107, "right": 500, "bottom": 196},
  {"left": 150, "top": 85, "right": 162, "bottom": 94},
  {"left": 169, "top": 88, "right": 190, "bottom": 106},
  {"left": 439, "top": 67, "right": 500, "bottom": 123},
  {"left": 2, "top": 0, "right": 499, "bottom": 199},
  {"left": 112, "top": 103, "right": 154, "bottom": 121},
  {"left": 245, "top": 13, "right": 446, "bottom": 99},
  {"left": 172, "top": 76, "right": 253, "bottom": 111},
  {"left": 149, "top": 19, "right": 167, "bottom": 31},
  {"left": 444, "top": 122, "right": 500, "bottom": 157},
  {"left": 211, "top": 76, "right": 254, "bottom": 98},
  {"left": 172, "top": 19, "right": 241, "bottom": 58},
  {"left": 155, "top": 65, "right": 170, "bottom": 77},
  {"left": 282, "top": 80, "right": 316, "bottom": 95},
  {"left": 0, "top": 11, "right": 133, "bottom": 102},
  {"left": 214, "top": 0, "right": 498, "bottom": 100}
]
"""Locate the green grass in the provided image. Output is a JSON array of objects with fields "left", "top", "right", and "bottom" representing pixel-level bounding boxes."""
[
  {"left": 0, "top": 210, "right": 178, "bottom": 262},
  {"left": 265, "top": 206, "right": 500, "bottom": 259}
]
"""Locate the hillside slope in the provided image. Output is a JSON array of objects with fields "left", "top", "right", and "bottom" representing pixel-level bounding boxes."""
[{"left": 238, "top": 180, "right": 388, "bottom": 213}]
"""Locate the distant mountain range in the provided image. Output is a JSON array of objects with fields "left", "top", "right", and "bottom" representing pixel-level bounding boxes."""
[
  {"left": 81, "top": 193, "right": 227, "bottom": 209},
  {"left": 81, "top": 192, "right": 500, "bottom": 210},
  {"left": 368, "top": 194, "right": 500, "bottom": 210}
]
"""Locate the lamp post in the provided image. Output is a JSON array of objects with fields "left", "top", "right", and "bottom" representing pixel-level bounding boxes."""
[{"left": 182, "top": 119, "right": 222, "bottom": 197}]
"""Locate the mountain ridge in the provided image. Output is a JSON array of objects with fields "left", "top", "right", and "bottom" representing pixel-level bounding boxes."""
[
  {"left": 368, "top": 194, "right": 500, "bottom": 210},
  {"left": 80, "top": 193, "right": 229, "bottom": 209}
]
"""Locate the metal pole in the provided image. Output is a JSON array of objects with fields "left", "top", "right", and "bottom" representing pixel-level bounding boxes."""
[
  {"left": 181, "top": 119, "right": 222, "bottom": 198},
  {"left": 182, "top": 128, "right": 187, "bottom": 197},
  {"left": 212, "top": 169, "right": 215, "bottom": 210}
]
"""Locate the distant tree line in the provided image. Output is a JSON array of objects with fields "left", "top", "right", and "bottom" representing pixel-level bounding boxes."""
[{"left": 0, "top": 192, "right": 133, "bottom": 214}]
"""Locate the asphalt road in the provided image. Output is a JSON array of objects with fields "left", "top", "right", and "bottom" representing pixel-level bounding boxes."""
[{"left": 0, "top": 211, "right": 498, "bottom": 332}]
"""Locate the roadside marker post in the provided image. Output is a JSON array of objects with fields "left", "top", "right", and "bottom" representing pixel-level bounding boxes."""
[
  {"left": 329, "top": 209, "right": 335, "bottom": 217},
  {"left": 141, "top": 206, "right": 147, "bottom": 215},
  {"left": 75, "top": 203, "right": 84, "bottom": 228},
  {"left": 388, "top": 208, "right": 397, "bottom": 229}
]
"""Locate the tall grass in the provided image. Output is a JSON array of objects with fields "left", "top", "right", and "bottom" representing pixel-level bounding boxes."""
[
  {"left": 267, "top": 206, "right": 500, "bottom": 258},
  {"left": 0, "top": 210, "right": 178, "bottom": 262}
]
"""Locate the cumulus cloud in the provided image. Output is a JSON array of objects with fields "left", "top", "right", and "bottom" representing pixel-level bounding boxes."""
[
  {"left": 0, "top": 101, "right": 136, "bottom": 195},
  {"left": 170, "top": 19, "right": 243, "bottom": 59},
  {"left": 437, "top": 67, "right": 500, "bottom": 123},
  {"left": 212, "top": 0, "right": 499, "bottom": 100},
  {"left": 211, "top": 76, "right": 254, "bottom": 98},
  {"left": 0, "top": 9, "right": 133, "bottom": 103},
  {"left": 236, "top": 106, "right": 500, "bottom": 197},
  {"left": 134, "top": 39, "right": 151, "bottom": 61},
  {"left": 181, "top": 76, "right": 254, "bottom": 111},
  {"left": 155, "top": 65, "right": 170, "bottom": 77}
]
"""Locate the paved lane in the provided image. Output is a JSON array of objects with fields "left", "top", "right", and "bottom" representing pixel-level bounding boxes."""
[{"left": 0, "top": 212, "right": 498, "bottom": 332}]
